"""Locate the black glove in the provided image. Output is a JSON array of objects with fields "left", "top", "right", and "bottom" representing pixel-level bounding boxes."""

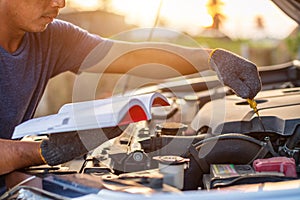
[
  {"left": 209, "top": 48, "right": 261, "bottom": 99},
  {"left": 40, "top": 126, "right": 126, "bottom": 166}
]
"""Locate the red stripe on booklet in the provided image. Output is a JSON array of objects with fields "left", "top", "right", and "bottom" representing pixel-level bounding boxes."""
[{"left": 119, "top": 105, "right": 148, "bottom": 126}]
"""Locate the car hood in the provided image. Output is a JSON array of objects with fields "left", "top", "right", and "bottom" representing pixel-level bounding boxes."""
[{"left": 272, "top": 0, "right": 300, "bottom": 24}]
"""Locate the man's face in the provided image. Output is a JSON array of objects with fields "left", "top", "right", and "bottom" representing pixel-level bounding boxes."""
[{"left": 1, "top": 0, "right": 65, "bottom": 33}]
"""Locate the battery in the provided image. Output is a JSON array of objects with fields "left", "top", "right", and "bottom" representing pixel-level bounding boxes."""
[{"left": 253, "top": 157, "right": 297, "bottom": 178}]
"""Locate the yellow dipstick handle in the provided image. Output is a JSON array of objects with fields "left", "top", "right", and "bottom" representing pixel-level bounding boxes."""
[
  {"left": 247, "top": 98, "right": 266, "bottom": 131},
  {"left": 247, "top": 98, "right": 259, "bottom": 116}
]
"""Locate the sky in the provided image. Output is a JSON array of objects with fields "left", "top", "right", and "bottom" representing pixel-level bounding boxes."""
[{"left": 65, "top": 0, "right": 298, "bottom": 39}]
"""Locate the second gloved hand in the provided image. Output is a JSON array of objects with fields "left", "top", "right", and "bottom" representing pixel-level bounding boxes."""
[
  {"left": 209, "top": 48, "right": 262, "bottom": 99},
  {"left": 40, "top": 126, "right": 126, "bottom": 166}
]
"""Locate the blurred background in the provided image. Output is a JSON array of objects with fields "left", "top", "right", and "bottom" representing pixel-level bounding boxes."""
[{"left": 35, "top": 0, "right": 300, "bottom": 116}]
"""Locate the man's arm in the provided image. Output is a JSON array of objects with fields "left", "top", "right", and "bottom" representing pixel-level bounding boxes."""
[
  {"left": 0, "top": 127, "right": 125, "bottom": 175},
  {"left": 83, "top": 41, "right": 211, "bottom": 79},
  {"left": 83, "top": 40, "right": 261, "bottom": 99},
  {"left": 0, "top": 139, "right": 44, "bottom": 175}
]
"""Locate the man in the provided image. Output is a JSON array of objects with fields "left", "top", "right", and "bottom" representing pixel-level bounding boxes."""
[{"left": 0, "top": 0, "right": 261, "bottom": 177}]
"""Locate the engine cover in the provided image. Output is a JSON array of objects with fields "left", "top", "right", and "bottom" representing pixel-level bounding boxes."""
[{"left": 191, "top": 87, "right": 300, "bottom": 136}]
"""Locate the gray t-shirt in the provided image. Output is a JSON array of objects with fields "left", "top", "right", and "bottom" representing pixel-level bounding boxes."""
[{"left": 0, "top": 19, "right": 112, "bottom": 139}]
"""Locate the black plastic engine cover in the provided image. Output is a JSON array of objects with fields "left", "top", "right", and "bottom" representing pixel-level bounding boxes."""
[{"left": 191, "top": 87, "right": 300, "bottom": 136}]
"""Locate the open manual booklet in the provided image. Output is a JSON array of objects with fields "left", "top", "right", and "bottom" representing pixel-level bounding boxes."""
[{"left": 12, "top": 92, "right": 169, "bottom": 139}]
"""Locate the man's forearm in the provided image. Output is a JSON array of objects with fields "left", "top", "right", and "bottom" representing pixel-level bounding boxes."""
[
  {"left": 0, "top": 139, "right": 44, "bottom": 175},
  {"left": 84, "top": 41, "right": 212, "bottom": 79}
]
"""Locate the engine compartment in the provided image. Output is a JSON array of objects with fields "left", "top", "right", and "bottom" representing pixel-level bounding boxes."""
[{"left": 4, "top": 61, "right": 300, "bottom": 199}]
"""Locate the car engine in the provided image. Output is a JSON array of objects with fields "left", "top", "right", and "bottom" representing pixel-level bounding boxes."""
[{"left": 4, "top": 60, "right": 300, "bottom": 199}]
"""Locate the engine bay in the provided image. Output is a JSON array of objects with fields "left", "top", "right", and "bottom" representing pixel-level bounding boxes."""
[{"left": 4, "top": 61, "right": 300, "bottom": 199}]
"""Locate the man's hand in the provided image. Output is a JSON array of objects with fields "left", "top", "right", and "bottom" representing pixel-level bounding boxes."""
[
  {"left": 40, "top": 126, "right": 126, "bottom": 166},
  {"left": 209, "top": 48, "right": 262, "bottom": 99}
]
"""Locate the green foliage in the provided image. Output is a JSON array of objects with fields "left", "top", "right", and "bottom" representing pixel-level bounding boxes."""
[
  {"left": 193, "top": 36, "right": 247, "bottom": 54},
  {"left": 285, "top": 30, "right": 300, "bottom": 59}
]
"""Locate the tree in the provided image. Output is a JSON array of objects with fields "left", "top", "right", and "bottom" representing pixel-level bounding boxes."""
[{"left": 206, "top": 0, "right": 226, "bottom": 30}]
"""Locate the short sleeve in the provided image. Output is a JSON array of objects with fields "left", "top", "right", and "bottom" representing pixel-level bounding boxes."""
[{"left": 44, "top": 20, "right": 113, "bottom": 76}]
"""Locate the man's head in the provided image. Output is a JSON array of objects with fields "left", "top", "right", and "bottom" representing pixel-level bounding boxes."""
[{"left": 0, "top": 0, "right": 65, "bottom": 33}]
